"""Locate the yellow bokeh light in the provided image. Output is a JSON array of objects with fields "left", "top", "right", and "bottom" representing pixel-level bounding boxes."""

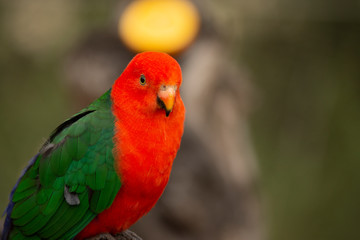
[{"left": 119, "top": 0, "right": 200, "bottom": 54}]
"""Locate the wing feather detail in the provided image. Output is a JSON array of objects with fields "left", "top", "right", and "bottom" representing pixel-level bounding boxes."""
[{"left": 3, "top": 90, "right": 121, "bottom": 239}]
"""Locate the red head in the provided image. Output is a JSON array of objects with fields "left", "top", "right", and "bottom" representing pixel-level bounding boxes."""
[{"left": 111, "top": 52, "right": 184, "bottom": 119}]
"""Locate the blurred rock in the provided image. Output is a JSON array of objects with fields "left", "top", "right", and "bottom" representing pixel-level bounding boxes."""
[
  {"left": 87, "top": 230, "right": 142, "bottom": 240},
  {"left": 64, "top": 31, "right": 133, "bottom": 110}
]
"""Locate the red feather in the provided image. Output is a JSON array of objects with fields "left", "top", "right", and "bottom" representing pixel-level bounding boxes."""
[{"left": 75, "top": 52, "right": 185, "bottom": 239}]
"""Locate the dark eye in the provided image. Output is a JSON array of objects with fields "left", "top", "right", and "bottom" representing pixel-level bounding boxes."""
[{"left": 140, "top": 74, "right": 146, "bottom": 85}]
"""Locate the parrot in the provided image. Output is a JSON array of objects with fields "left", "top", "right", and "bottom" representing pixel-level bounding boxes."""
[{"left": 1, "top": 52, "right": 185, "bottom": 240}]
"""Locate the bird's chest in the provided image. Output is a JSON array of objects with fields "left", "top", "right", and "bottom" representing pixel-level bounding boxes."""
[
  {"left": 121, "top": 150, "right": 172, "bottom": 194},
  {"left": 115, "top": 122, "right": 178, "bottom": 196},
  {"left": 102, "top": 116, "right": 180, "bottom": 231},
  {"left": 101, "top": 151, "right": 173, "bottom": 232}
]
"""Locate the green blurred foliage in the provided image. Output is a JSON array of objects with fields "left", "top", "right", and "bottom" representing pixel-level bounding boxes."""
[
  {"left": 0, "top": 1, "right": 359, "bottom": 240},
  {"left": 242, "top": 22, "right": 360, "bottom": 240},
  {"left": 236, "top": 3, "right": 360, "bottom": 240}
]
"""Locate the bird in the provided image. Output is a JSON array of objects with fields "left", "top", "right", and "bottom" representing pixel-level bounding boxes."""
[{"left": 1, "top": 51, "right": 185, "bottom": 240}]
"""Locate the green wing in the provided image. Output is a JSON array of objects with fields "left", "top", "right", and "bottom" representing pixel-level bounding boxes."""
[{"left": 8, "top": 89, "right": 121, "bottom": 239}]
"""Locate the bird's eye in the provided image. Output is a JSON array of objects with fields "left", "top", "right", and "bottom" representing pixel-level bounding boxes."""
[{"left": 140, "top": 74, "right": 146, "bottom": 85}]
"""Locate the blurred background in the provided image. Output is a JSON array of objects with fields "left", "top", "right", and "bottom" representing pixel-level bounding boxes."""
[{"left": 1, "top": 0, "right": 360, "bottom": 240}]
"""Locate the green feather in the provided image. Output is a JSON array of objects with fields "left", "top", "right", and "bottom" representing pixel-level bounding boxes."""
[
  {"left": 11, "top": 195, "right": 37, "bottom": 219},
  {"left": 36, "top": 188, "right": 51, "bottom": 205},
  {"left": 75, "top": 184, "right": 86, "bottom": 193},
  {"left": 41, "top": 189, "right": 62, "bottom": 215},
  {"left": 85, "top": 173, "right": 97, "bottom": 190},
  {"left": 12, "top": 187, "right": 36, "bottom": 202},
  {"left": 62, "top": 211, "right": 97, "bottom": 240},
  {"left": 9, "top": 230, "right": 24, "bottom": 240},
  {"left": 95, "top": 164, "right": 108, "bottom": 189},
  {"left": 20, "top": 213, "right": 52, "bottom": 236},
  {"left": 79, "top": 128, "right": 91, "bottom": 146},
  {"left": 49, "top": 193, "right": 89, "bottom": 239},
  {"left": 69, "top": 120, "right": 86, "bottom": 137},
  {"left": 94, "top": 180, "right": 119, "bottom": 213},
  {"left": 52, "top": 177, "right": 64, "bottom": 190},
  {"left": 49, "top": 147, "right": 62, "bottom": 176},
  {"left": 8, "top": 90, "right": 122, "bottom": 239},
  {"left": 12, "top": 205, "right": 39, "bottom": 226},
  {"left": 58, "top": 144, "right": 71, "bottom": 172},
  {"left": 39, "top": 156, "right": 56, "bottom": 187},
  {"left": 14, "top": 178, "right": 37, "bottom": 193},
  {"left": 38, "top": 200, "right": 68, "bottom": 238},
  {"left": 76, "top": 137, "right": 88, "bottom": 160},
  {"left": 63, "top": 136, "right": 78, "bottom": 161},
  {"left": 89, "top": 130, "right": 102, "bottom": 145}
]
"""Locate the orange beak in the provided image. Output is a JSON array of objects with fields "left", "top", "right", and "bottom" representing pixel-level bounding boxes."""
[{"left": 157, "top": 85, "right": 177, "bottom": 117}]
